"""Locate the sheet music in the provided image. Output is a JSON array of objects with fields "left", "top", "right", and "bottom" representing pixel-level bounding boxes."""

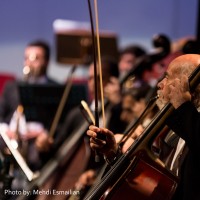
[{"left": 0, "top": 129, "right": 38, "bottom": 181}]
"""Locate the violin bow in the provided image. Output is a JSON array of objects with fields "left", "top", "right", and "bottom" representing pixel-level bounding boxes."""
[
  {"left": 87, "top": 0, "right": 106, "bottom": 128},
  {"left": 87, "top": 0, "right": 106, "bottom": 162},
  {"left": 94, "top": 0, "right": 106, "bottom": 128}
]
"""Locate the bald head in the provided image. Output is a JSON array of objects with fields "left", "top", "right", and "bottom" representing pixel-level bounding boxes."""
[
  {"left": 157, "top": 54, "right": 200, "bottom": 109},
  {"left": 168, "top": 54, "right": 200, "bottom": 77}
]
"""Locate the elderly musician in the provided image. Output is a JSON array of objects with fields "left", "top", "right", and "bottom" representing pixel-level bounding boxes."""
[{"left": 87, "top": 54, "right": 200, "bottom": 200}]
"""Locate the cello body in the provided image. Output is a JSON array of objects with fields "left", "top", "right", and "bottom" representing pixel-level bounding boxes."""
[
  {"left": 101, "top": 150, "right": 178, "bottom": 200},
  {"left": 16, "top": 122, "right": 92, "bottom": 200},
  {"left": 84, "top": 66, "right": 200, "bottom": 200},
  {"left": 36, "top": 137, "right": 91, "bottom": 200}
]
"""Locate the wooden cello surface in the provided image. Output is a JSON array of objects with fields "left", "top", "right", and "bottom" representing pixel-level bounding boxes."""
[
  {"left": 84, "top": 66, "right": 200, "bottom": 200},
  {"left": 35, "top": 136, "right": 91, "bottom": 200},
  {"left": 101, "top": 150, "right": 178, "bottom": 200}
]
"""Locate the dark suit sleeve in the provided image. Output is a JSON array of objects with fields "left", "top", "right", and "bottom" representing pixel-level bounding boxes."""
[{"left": 166, "top": 101, "right": 200, "bottom": 151}]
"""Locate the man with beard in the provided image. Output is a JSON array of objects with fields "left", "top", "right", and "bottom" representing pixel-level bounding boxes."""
[
  {"left": 0, "top": 40, "right": 57, "bottom": 156},
  {"left": 87, "top": 54, "right": 200, "bottom": 200},
  {"left": 0, "top": 40, "right": 57, "bottom": 193},
  {"left": 0, "top": 40, "right": 57, "bottom": 124}
]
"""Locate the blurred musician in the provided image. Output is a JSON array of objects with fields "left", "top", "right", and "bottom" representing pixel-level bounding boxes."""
[{"left": 0, "top": 40, "right": 58, "bottom": 194}]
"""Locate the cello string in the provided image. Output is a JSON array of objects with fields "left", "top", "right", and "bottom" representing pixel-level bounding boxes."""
[
  {"left": 117, "top": 75, "right": 164, "bottom": 147},
  {"left": 84, "top": 66, "right": 200, "bottom": 200},
  {"left": 94, "top": 0, "right": 106, "bottom": 128}
]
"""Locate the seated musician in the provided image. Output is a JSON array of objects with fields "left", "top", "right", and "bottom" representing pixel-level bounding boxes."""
[
  {"left": 74, "top": 82, "right": 155, "bottom": 193},
  {"left": 0, "top": 40, "right": 57, "bottom": 195},
  {"left": 36, "top": 57, "right": 128, "bottom": 199},
  {"left": 87, "top": 54, "right": 200, "bottom": 200}
]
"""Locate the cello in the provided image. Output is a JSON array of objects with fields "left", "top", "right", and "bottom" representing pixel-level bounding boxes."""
[
  {"left": 17, "top": 2, "right": 172, "bottom": 200},
  {"left": 83, "top": 65, "right": 200, "bottom": 200},
  {"left": 67, "top": 1, "right": 173, "bottom": 199}
]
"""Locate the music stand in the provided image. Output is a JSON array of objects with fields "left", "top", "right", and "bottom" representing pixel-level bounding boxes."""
[
  {"left": 53, "top": 19, "right": 119, "bottom": 65},
  {"left": 18, "top": 82, "right": 88, "bottom": 130}
]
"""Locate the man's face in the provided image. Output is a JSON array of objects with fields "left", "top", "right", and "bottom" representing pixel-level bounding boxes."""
[
  {"left": 157, "top": 65, "right": 180, "bottom": 109},
  {"left": 24, "top": 46, "right": 47, "bottom": 78}
]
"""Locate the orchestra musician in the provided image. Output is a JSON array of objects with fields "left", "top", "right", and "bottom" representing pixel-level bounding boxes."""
[
  {"left": 118, "top": 45, "right": 147, "bottom": 79},
  {"left": 73, "top": 81, "right": 155, "bottom": 197},
  {"left": 87, "top": 54, "right": 200, "bottom": 200},
  {"left": 0, "top": 40, "right": 58, "bottom": 158},
  {"left": 37, "top": 57, "right": 128, "bottom": 199},
  {"left": 0, "top": 40, "right": 57, "bottom": 124},
  {"left": 54, "top": 56, "right": 127, "bottom": 149},
  {"left": 103, "top": 44, "right": 147, "bottom": 107},
  {"left": 0, "top": 40, "right": 58, "bottom": 195}
]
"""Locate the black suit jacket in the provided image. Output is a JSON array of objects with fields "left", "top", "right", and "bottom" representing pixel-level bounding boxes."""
[{"left": 166, "top": 101, "right": 200, "bottom": 200}]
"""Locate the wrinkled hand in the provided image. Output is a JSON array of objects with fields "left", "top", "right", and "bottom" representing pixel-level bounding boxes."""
[
  {"left": 87, "top": 125, "right": 118, "bottom": 158},
  {"left": 35, "top": 132, "right": 54, "bottom": 152},
  {"left": 168, "top": 75, "right": 191, "bottom": 109}
]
